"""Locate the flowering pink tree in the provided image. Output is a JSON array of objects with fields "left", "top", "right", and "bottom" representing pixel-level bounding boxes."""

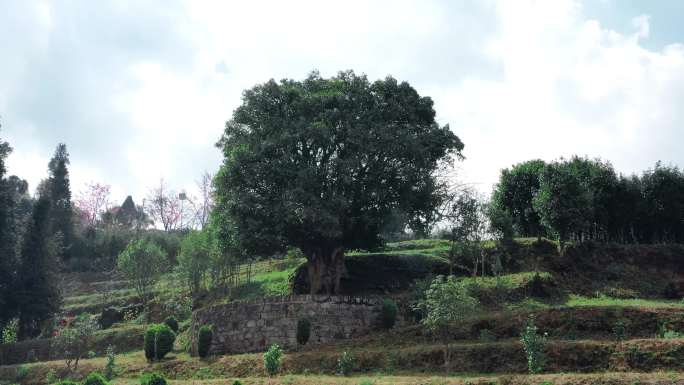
[{"left": 75, "top": 182, "right": 111, "bottom": 227}]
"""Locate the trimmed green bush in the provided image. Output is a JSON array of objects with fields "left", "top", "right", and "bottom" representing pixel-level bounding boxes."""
[
  {"left": 144, "top": 324, "right": 176, "bottom": 361},
  {"left": 140, "top": 373, "right": 168, "bottom": 385},
  {"left": 144, "top": 326, "right": 156, "bottom": 360},
  {"left": 82, "top": 372, "right": 109, "bottom": 385},
  {"left": 296, "top": 318, "right": 311, "bottom": 345},
  {"left": 198, "top": 325, "right": 213, "bottom": 358},
  {"left": 163, "top": 316, "right": 179, "bottom": 333},
  {"left": 263, "top": 343, "right": 283, "bottom": 376},
  {"left": 155, "top": 324, "right": 175, "bottom": 360},
  {"left": 381, "top": 298, "right": 398, "bottom": 329}
]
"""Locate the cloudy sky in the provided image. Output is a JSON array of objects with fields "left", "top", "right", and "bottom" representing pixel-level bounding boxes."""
[{"left": 1, "top": 0, "right": 683, "bottom": 204}]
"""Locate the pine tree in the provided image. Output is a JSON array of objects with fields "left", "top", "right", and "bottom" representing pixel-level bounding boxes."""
[
  {"left": 47, "top": 143, "right": 74, "bottom": 260},
  {"left": 16, "top": 197, "right": 61, "bottom": 339}
]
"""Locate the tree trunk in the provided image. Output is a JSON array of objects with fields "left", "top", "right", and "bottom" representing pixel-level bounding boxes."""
[{"left": 305, "top": 245, "right": 346, "bottom": 295}]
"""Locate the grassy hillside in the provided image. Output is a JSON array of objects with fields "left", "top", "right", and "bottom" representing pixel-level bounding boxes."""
[{"left": 3, "top": 238, "right": 684, "bottom": 385}]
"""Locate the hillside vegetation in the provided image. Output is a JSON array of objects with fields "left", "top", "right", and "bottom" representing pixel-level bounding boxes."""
[{"left": 3, "top": 238, "right": 684, "bottom": 385}]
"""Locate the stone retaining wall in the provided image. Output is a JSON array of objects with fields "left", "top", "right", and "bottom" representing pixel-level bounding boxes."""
[{"left": 191, "top": 295, "right": 392, "bottom": 355}]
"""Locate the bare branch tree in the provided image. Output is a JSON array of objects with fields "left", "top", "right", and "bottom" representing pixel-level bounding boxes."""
[
  {"left": 191, "top": 171, "right": 214, "bottom": 230},
  {"left": 146, "top": 178, "right": 181, "bottom": 231}
]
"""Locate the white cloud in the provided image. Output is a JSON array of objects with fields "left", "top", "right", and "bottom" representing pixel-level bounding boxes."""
[
  {"left": 2, "top": 0, "right": 683, "bottom": 203},
  {"left": 437, "top": 0, "right": 684, "bottom": 191}
]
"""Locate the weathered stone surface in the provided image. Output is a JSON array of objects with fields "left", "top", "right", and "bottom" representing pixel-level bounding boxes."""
[{"left": 190, "top": 295, "right": 393, "bottom": 355}]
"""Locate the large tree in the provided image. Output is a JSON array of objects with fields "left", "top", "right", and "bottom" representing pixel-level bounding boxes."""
[
  {"left": 47, "top": 143, "right": 75, "bottom": 260},
  {"left": 0, "top": 127, "right": 18, "bottom": 325},
  {"left": 214, "top": 71, "right": 463, "bottom": 294},
  {"left": 16, "top": 197, "right": 61, "bottom": 339},
  {"left": 490, "top": 160, "right": 546, "bottom": 238}
]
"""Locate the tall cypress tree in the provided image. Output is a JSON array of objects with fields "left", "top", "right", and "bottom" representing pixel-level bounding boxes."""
[
  {"left": 47, "top": 143, "right": 74, "bottom": 260},
  {"left": 16, "top": 197, "right": 61, "bottom": 339},
  {"left": 0, "top": 128, "right": 19, "bottom": 325}
]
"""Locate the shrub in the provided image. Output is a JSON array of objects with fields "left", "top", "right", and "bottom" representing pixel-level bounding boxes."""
[
  {"left": 51, "top": 313, "right": 100, "bottom": 372},
  {"left": 657, "top": 322, "right": 683, "bottom": 339},
  {"left": 56, "top": 381, "right": 79, "bottom": 385},
  {"left": 140, "top": 373, "right": 167, "bottom": 385},
  {"left": 46, "top": 369, "right": 58, "bottom": 384},
  {"left": 612, "top": 319, "right": 628, "bottom": 341},
  {"left": 144, "top": 324, "right": 176, "bottom": 361},
  {"left": 15, "top": 365, "right": 28, "bottom": 381},
  {"left": 233, "top": 381, "right": 244, "bottom": 385},
  {"left": 163, "top": 316, "right": 179, "bottom": 333},
  {"left": 2, "top": 318, "right": 18, "bottom": 344},
  {"left": 155, "top": 324, "right": 176, "bottom": 360},
  {"left": 117, "top": 238, "right": 167, "bottom": 308},
  {"left": 198, "top": 325, "right": 213, "bottom": 358},
  {"left": 296, "top": 318, "right": 311, "bottom": 345},
  {"left": 104, "top": 345, "right": 117, "bottom": 380},
  {"left": 336, "top": 351, "right": 355, "bottom": 376},
  {"left": 177, "top": 231, "right": 212, "bottom": 295},
  {"left": 520, "top": 315, "right": 547, "bottom": 374},
  {"left": 263, "top": 343, "right": 283, "bottom": 376},
  {"left": 381, "top": 299, "right": 398, "bottom": 329},
  {"left": 82, "top": 372, "right": 109, "bottom": 385}
]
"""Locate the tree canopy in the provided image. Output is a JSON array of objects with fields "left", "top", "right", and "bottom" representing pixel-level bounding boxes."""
[
  {"left": 214, "top": 71, "right": 463, "bottom": 293},
  {"left": 490, "top": 156, "right": 684, "bottom": 247},
  {"left": 47, "top": 143, "right": 75, "bottom": 260}
]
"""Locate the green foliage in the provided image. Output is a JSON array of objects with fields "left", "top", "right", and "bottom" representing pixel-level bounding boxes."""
[
  {"left": 47, "top": 143, "right": 75, "bottom": 260},
  {"left": 296, "top": 318, "right": 311, "bottom": 345},
  {"left": 46, "top": 369, "right": 58, "bottom": 384},
  {"left": 214, "top": 71, "right": 464, "bottom": 294},
  {"left": 104, "top": 345, "right": 117, "bottom": 380},
  {"left": 358, "top": 380, "right": 374, "bottom": 385},
  {"left": 479, "top": 328, "right": 497, "bottom": 343},
  {"left": 177, "top": 230, "right": 212, "bottom": 295},
  {"left": 0, "top": 127, "right": 18, "bottom": 337},
  {"left": 16, "top": 197, "right": 62, "bottom": 338},
  {"left": 418, "top": 276, "right": 479, "bottom": 337},
  {"left": 381, "top": 298, "right": 398, "bottom": 329},
  {"left": 336, "top": 351, "right": 355, "bottom": 376},
  {"left": 139, "top": 373, "right": 167, "bottom": 385},
  {"left": 144, "top": 324, "right": 176, "bottom": 361},
  {"left": 15, "top": 365, "right": 28, "bottom": 381},
  {"left": 198, "top": 325, "right": 213, "bottom": 358},
  {"left": 117, "top": 238, "right": 167, "bottom": 306},
  {"left": 163, "top": 316, "right": 179, "bottom": 333},
  {"left": 494, "top": 157, "right": 684, "bottom": 245},
  {"left": 520, "top": 315, "right": 547, "bottom": 374},
  {"left": 82, "top": 372, "right": 109, "bottom": 385},
  {"left": 263, "top": 343, "right": 283, "bottom": 376},
  {"left": 533, "top": 160, "right": 592, "bottom": 249},
  {"left": 2, "top": 318, "right": 18, "bottom": 344},
  {"left": 51, "top": 313, "right": 99, "bottom": 373},
  {"left": 657, "top": 322, "right": 683, "bottom": 339},
  {"left": 612, "top": 319, "right": 628, "bottom": 342},
  {"left": 232, "top": 381, "right": 244, "bottom": 385},
  {"left": 490, "top": 160, "right": 546, "bottom": 238},
  {"left": 416, "top": 275, "right": 479, "bottom": 368},
  {"left": 56, "top": 381, "right": 78, "bottom": 385},
  {"left": 143, "top": 230, "right": 183, "bottom": 263}
]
